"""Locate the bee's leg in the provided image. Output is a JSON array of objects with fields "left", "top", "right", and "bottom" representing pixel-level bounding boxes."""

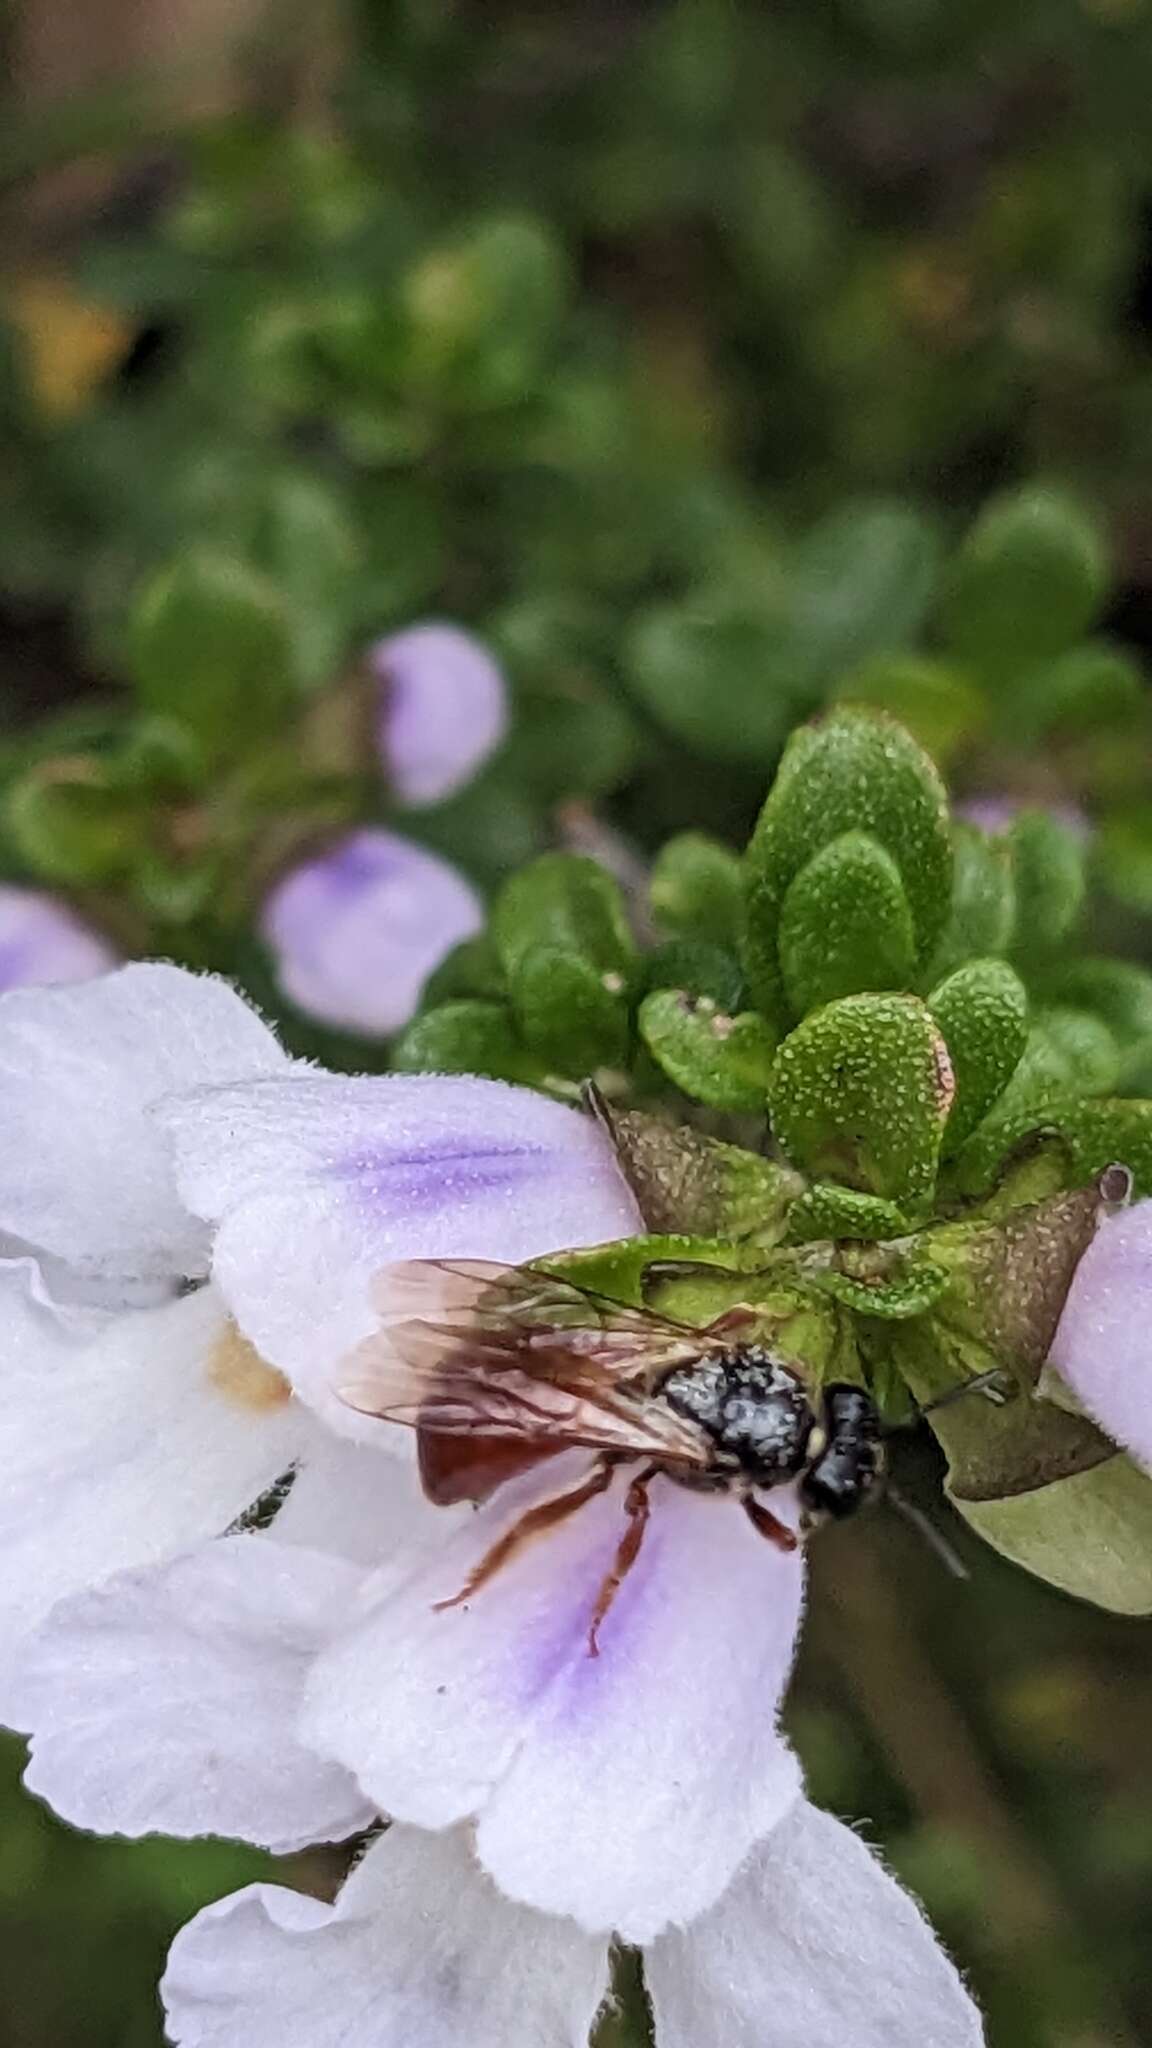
[
  {"left": 432, "top": 1458, "right": 617, "bottom": 1614},
  {"left": 587, "top": 1463, "right": 658, "bottom": 1659},
  {"left": 743, "top": 1491, "right": 800, "bottom": 1553}
]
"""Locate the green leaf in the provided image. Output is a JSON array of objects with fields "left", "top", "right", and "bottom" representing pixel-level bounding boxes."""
[
  {"left": 785, "top": 1184, "right": 912, "bottom": 1243},
  {"left": 510, "top": 947, "right": 629, "bottom": 1075},
  {"left": 5, "top": 759, "right": 144, "bottom": 883},
  {"left": 778, "top": 830, "right": 917, "bottom": 1017},
  {"left": 939, "top": 485, "right": 1107, "bottom": 666},
  {"left": 1032, "top": 1005, "right": 1120, "bottom": 1096},
  {"left": 1008, "top": 642, "right": 1143, "bottom": 742},
  {"left": 955, "top": 1458, "right": 1152, "bottom": 1615},
  {"left": 921, "top": 823, "right": 1016, "bottom": 984},
  {"left": 768, "top": 992, "right": 953, "bottom": 1207},
  {"left": 493, "top": 854, "right": 633, "bottom": 978},
  {"left": 623, "top": 597, "right": 800, "bottom": 762},
  {"left": 834, "top": 653, "right": 984, "bottom": 765},
  {"left": 744, "top": 709, "right": 952, "bottom": 1022},
  {"left": 1059, "top": 1098, "right": 1152, "bottom": 1200},
  {"left": 1095, "top": 804, "right": 1152, "bottom": 915},
  {"left": 391, "top": 1000, "right": 538, "bottom": 1082},
  {"left": 633, "top": 940, "right": 744, "bottom": 1012},
  {"left": 419, "top": 933, "right": 506, "bottom": 1007},
  {"left": 649, "top": 833, "right": 743, "bottom": 948},
  {"left": 129, "top": 552, "right": 298, "bottom": 760},
  {"left": 404, "top": 213, "right": 568, "bottom": 409},
  {"left": 929, "top": 958, "right": 1029, "bottom": 1152},
  {"left": 1042, "top": 957, "right": 1152, "bottom": 1080},
  {"left": 789, "top": 499, "right": 942, "bottom": 679},
  {"left": 639, "top": 991, "right": 776, "bottom": 1112},
  {"left": 1007, "top": 809, "right": 1085, "bottom": 956},
  {"left": 246, "top": 471, "right": 359, "bottom": 689}
]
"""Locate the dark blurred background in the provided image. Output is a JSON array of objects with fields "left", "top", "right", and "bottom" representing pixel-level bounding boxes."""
[{"left": 3, "top": 4, "right": 1152, "bottom": 2043}]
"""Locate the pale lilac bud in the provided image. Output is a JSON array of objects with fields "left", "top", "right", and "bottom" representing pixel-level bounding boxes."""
[
  {"left": 957, "top": 796, "right": 1090, "bottom": 842},
  {"left": 0, "top": 886, "right": 116, "bottom": 991},
  {"left": 374, "top": 622, "right": 508, "bottom": 806},
  {"left": 261, "top": 829, "right": 483, "bottom": 1038}
]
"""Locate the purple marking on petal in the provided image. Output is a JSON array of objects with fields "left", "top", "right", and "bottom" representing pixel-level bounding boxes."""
[
  {"left": 332, "top": 1136, "right": 563, "bottom": 1216},
  {"left": 374, "top": 622, "right": 508, "bottom": 807},
  {"left": 261, "top": 827, "right": 483, "bottom": 1037}
]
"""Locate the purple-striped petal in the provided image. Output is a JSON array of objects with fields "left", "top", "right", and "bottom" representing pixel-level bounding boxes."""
[
  {"left": 261, "top": 829, "right": 483, "bottom": 1037},
  {"left": 374, "top": 622, "right": 508, "bottom": 806},
  {"left": 157, "top": 1072, "right": 643, "bottom": 1431}
]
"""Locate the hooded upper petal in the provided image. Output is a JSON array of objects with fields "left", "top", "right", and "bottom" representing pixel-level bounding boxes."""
[
  {"left": 647, "top": 1799, "right": 984, "bottom": 2048},
  {"left": 158, "top": 1072, "right": 643, "bottom": 1428},
  {"left": 0, "top": 884, "right": 117, "bottom": 990},
  {"left": 261, "top": 828, "right": 483, "bottom": 1037},
  {"left": 1047, "top": 1200, "right": 1152, "bottom": 1472},
  {"left": 375, "top": 622, "right": 508, "bottom": 806},
  {"left": 0, "top": 962, "right": 285, "bottom": 1290},
  {"left": 303, "top": 1461, "right": 804, "bottom": 1942},
  {"left": 1, "top": 1535, "right": 375, "bottom": 1853},
  {"left": 162, "top": 1825, "right": 610, "bottom": 2048},
  {"left": 0, "top": 1264, "right": 303, "bottom": 1657}
]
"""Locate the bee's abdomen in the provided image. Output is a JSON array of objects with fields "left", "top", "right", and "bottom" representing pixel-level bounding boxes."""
[
  {"left": 800, "top": 1383, "right": 884, "bottom": 1520},
  {"left": 663, "top": 1349, "right": 813, "bottom": 1483}
]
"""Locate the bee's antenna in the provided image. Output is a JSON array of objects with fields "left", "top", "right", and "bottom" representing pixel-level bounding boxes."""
[{"left": 887, "top": 1485, "right": 971, "bottom": 1582}]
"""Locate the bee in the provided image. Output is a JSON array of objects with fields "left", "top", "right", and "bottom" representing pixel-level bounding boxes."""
[{"left": 341, "top": 1259, "right": 884, "bottom": 1654}]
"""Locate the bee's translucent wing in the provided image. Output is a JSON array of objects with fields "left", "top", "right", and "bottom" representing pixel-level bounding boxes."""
[{"left": 340, "top": 1258, "right": 714, "bottom": 1501}]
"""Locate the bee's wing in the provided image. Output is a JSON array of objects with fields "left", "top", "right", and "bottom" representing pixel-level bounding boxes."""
[{"left": 340, "top": 1258, "right": 715, "bottom": 1498}]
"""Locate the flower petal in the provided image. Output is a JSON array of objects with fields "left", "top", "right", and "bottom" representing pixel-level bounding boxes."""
[
  {"left": 159, "top": 1072, "right": 642, "bottom": 1428},
  {"left": 0, "top": 963, "right": 284, "bottom": 1287},
  {"left": 269, "top": 1431, "right": 455, "bottom": 1568},
  {"left": 3, "top": 1536, "right": 374, "bottom": 1852},
  {"left": 1047, "top": 1201, "right": 1152, "bottom": 1471},
  {"left": 375, "top": 622, "right": 508, "bottom": 807},
  {"left": 162, "top": 1825, "right": 609, "bottom": 2048},
  {"left": 647, "top": 1800, "right": 984, "bottom": 2048},
  {"left": 261, "top": 828, "right": 483, "bottom": 1037},
  {"left": 304, "top": 1465, "right": 804, "bottom": 1941},
  {"left": 0, "top": 884, "right": 117, "bottom": 990},
  {"left": 0, "top": 1268, "right": 302, "bottom": 1656}
]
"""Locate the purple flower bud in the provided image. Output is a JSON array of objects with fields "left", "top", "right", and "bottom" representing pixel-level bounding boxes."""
[
  {"left": 0, "top": 887, "right": 116, "bottom": 992},
  {"left": 261, "top": 829, "right": 483, "bottom": 1038},
  {"left": 957, "top": 795, "right": 1090, "bottom": 842},
  {"left": 374, "top": 622, "right": 508, "bottom": 807}
]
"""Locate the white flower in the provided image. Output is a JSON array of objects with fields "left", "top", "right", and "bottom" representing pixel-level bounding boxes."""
[
  {"left": 0, "top": 960, "right": 639, "bottom": 1655},
  {"left": 5, "top": 1457, "right": 803, "bottom": 1937},
  {"left": 160, "top": 1813, "right": 984, "bottom": 2048}
]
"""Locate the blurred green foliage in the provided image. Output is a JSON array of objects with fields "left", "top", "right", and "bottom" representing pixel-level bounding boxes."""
[{"left": 3, "top": 2, "right": 1152, "bottom": 2044}]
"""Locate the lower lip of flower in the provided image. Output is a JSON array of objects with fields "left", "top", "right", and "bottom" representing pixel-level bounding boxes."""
[{"left": 207, "top": 1322, "right": 292, "bottom": 1412}]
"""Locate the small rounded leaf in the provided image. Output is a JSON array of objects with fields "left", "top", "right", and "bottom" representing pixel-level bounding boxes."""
[
  {"left": 493, "top": 854, "right": 633, "bottom": 979},
  {"left": 939, "top": 486, "right": 1107, "bottom": 666},
  {"left": 392, "top": 1000, "right": 538, "bottom": 1083},
  {"left": 769, "top": 992, "right": 953, "bottom": 1207},
  {"left": 778, "top": 830, "right": 917, "bottom": 1018},
  {"left": 130, "top": 552, "right": 298, "bottom": 759},
  {"left": 1008, "top": 809, "right": 1086, "bottom": 956},
  {"left": 744, "top": 709, "right": 951, "bottom": 1021},
  {"left": 929, "top": 959, "right": 1029, "bottom": 1153},
  {"left": 650, "top": 833, "right": 743, "bottom": 948},
  {"left": 640, "top": 991, "right": 776, "bottom": 1113},
  {"left": 510, "top": 946, "right": 630, "bottom": 1075}
]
